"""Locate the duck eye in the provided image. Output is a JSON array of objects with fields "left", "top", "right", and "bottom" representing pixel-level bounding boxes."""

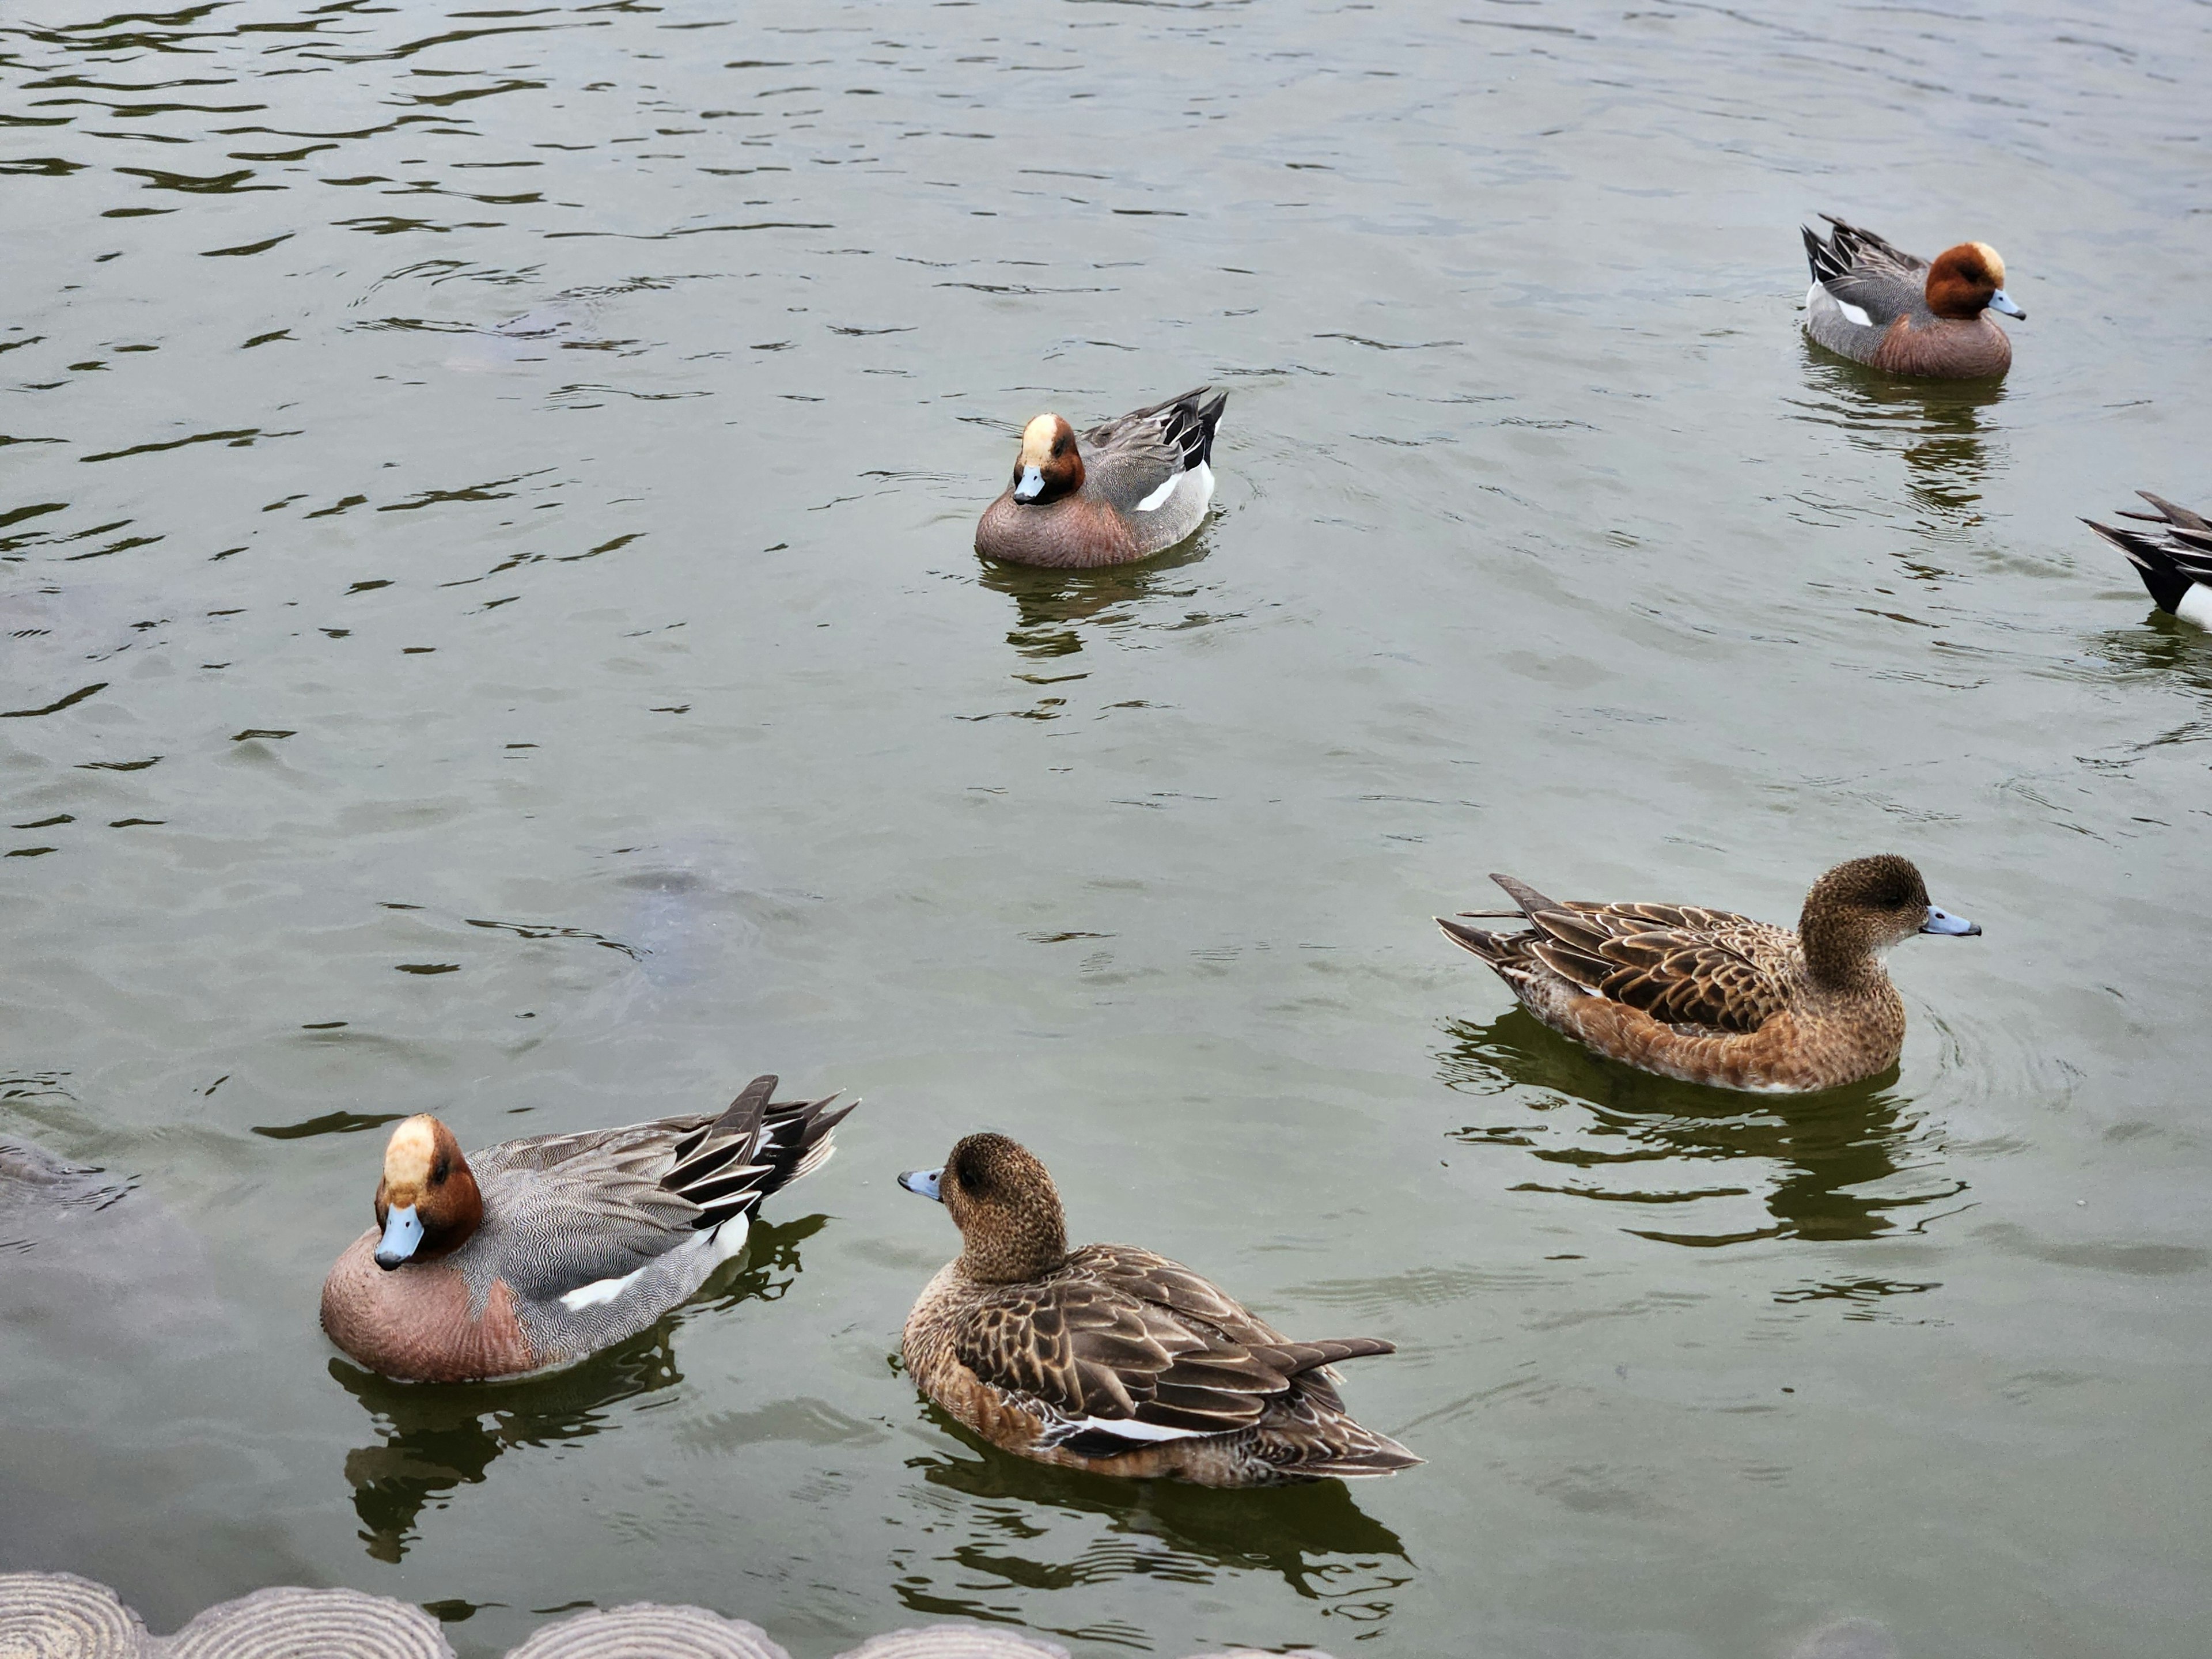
[{"left": 431, "top": 1154, "right": 449, "bottom": 1183}]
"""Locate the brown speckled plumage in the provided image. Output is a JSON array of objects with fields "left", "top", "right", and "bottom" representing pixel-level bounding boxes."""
[
  {"left": 900, "top": 1134, "right": 1418, "bottom": 1486},
  {"left": 1437, "top": 855, "right": 1979, "bottom": 1093}
]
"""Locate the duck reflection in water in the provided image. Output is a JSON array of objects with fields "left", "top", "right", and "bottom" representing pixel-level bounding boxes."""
[
  {"left": 1795, "top": 354, "right": 2007, "bottom": 547},
  {"left": 894, "top": 1404, "right": 1411, "bottom": 1639},
  {"left": 333, "top": 1214, "right": 822, "bottom": 1562},
  {"left": 977, "top": 535, "right": 1223, "bottom": 666},
  {"left": 1438, "top": 1009, "right": 1963, "bottom": 1247}
]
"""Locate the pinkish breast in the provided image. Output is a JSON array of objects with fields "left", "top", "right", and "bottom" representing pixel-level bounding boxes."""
[{"left": 319, "top": 1230, "right": 536, "bottom": 1382}]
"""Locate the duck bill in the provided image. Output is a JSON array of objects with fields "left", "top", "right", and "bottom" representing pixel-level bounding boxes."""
[
  {"left": 897, "top": 1166, "right": 944, "bottom": 1202},
  {"left": 1012, "top": 465, "right": 1044, "bottom": 502},
  {"left": 1921, "top": 906, "right": 1981, "bottom": 937},
  {"left": 374, "top": 1203, "right": 424, "bottom": 1268},
  {"left": 1987, "top": 290, "right": 2025, "bottom": 320}
]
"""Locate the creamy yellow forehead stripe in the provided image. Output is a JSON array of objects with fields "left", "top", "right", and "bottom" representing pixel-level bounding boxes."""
[
  {"left": 1019, "top": 413, "right": 1060, "bottom": 467},
  {"left": 383, "top": 1115, "right": 440, "bottom": 1186},
  {"left": 1969, "top": 242, "right": 2005, "bottom": 284}
]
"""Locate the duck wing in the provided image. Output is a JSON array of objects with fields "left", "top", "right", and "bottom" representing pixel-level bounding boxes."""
[
  {"left": 1480, "top": 876, "right": 1798, "bottom": 1035},
  {"left": 1802, "top": 214, "right": 1926, "bottom": 329},
  {"left": 468, "top": 1075, "right": 853, "bottom": 1301},
  {"left": 953, "top": 1244, "right": 1392, "bottom": 1454},
  {"left": 1080, "top": 387, "right": 1226, "bottom": 516}
]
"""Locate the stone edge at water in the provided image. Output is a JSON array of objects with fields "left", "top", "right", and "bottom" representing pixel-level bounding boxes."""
[
  {"left": 0, "top": 1575, "right": 1353, "bottom": 1659},
  {"left": 0, "top": 1571, "right": 149, "bottom": 1658}
]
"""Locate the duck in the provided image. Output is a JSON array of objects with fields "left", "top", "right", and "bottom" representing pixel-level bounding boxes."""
[
  {"left": 896, "top": 1132, "right": 1419, "bottom": 1486},
  {"left": 1800, "top": 215, "right": 2024, "bottom": 379},
  {"left": 2084, "top": 493, "right": 2212, "bottom": 628},
  {"left": 321, "top": 1075, "right": 853, "bottom": 1382},
  {"left": 975, "top": 386, "right": 1226, "bottom": 569},
  {"left": 1436, "top": 854, "right": 1980, "bottom": 1093}
]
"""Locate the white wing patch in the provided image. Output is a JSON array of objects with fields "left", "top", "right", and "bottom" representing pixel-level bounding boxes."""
[
  {"left": 2174, "top": 582, "right": 2212, "bottom": 630},
  {"left": 1049, "top": 1412, "right": 1214, "bottom": 1445},
  {"left": 1134, "top": 472, "right": 1179, "bottom": 513},
  {"left": 559, "top": 1264, "right": 648, "bottom": 1312},
  {"left": 1807, "top": 282, "right": 1873, "bottom": 329},
  {"left": 709, "top": 1212, "right": 751, "bottom": 1264}
]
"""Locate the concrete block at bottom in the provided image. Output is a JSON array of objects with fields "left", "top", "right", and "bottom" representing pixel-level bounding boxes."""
[
  {"left": 834, "top": 1627, "right": 1073, "bottom": 1659},
  {"left": 157, "top": 1586, "right": 456, "bottom": 1659},
  {"left": 1185, "top": 1652, "right": 1344, "bottom": 1658},
  {"left": 0, "top": 1572, "right": 150, "bottom": 1659},
  {"left": 504, "top": 1604, "right": 790, "bottom": 1659}
]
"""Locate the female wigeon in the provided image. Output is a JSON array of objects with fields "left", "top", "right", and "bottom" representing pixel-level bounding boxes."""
[
  {"left": 321, "top": 1075, "right": 853, "bottom": 1382},
  {"left": 975, "top": 387, "right": 1227, "bottom": 568},
  {"left": 1801, "top": 216, "right": 2024, "bottom": 379},
  {"left": 897, "top": 1133, "right": 1419, "bottom": 1487},
  {"left": 1437, "top": 855, "right": 1980, "bottom": 1093},
  {"left": 2084, "top": 493, "right": 2212, "bottom": 628}
]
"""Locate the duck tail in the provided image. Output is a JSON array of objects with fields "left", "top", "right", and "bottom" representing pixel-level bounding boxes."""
[
  {"left": 1801, "top": 221, "right": 1838, "bottom": 285},
  {"left": 757, "top": 1089, "right": 857, "bottom": 1193},
  {"left": 1290, "top": 1422, "right": 1424, "bottom": 1480},
  {"left": 1191, "top": 386, "right": 1228, "bottom": 468},
  {"left": 1155, "top": 385, "right": 1228, "bottom": 473},
  {"left": 664, "top": 1077, "right": 855, "bottom": 1229},
  {"left": 2085, "top": 517, "right": 2196, "bottom": 613}
]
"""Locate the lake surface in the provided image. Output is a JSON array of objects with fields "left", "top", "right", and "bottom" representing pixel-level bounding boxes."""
[{"left": 3, "top": 1, "right": 2208, "bottom": 1654}]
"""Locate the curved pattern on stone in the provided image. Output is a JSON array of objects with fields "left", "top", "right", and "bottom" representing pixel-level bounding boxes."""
[
  {"left": 834, "top": 1628, "right": 1072, "bottom": 1659},
  {"left": 505, "top": 1604, "right": 788, "bottom": 1659},
  {"left": 159, "top": 1587, "right": 454, "bottom": 1659},
  {"left": 0, "top": 1573, "right": 148, "bottom": 1659}
]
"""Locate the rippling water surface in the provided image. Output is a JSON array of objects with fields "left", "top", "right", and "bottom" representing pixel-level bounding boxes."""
[{"left": 4, "top": 1, "right": 2209, "bottom": 1654}]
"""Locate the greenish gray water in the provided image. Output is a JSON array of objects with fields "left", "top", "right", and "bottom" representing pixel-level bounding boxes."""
[{"left": 3, "top": 1, "right": 2208, "bottom": 1654}]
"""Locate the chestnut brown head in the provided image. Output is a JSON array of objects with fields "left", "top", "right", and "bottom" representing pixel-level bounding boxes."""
[
  {"left": 1925, "top": 243, "right": 2024, "bottom": 322},
  {"left": 1008, "top": 414, "right": 1084, "bottom": 506},
  {"left": 372, "top": 1115, "right": 484, "bottom": 1270}
]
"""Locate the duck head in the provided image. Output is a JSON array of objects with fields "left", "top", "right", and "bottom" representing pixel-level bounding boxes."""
[
  {"left": 1799, "top": 854, "right": 1979, "bottom": 986},
  {"left": 900, "top": 1131, "right": 1068, "bottom": 1284},
  {"left": 1926, "top": 243, "right": 2024, "bottom": 322},
  {"left": 372, "top": 1115, "right": 484, "bottom": 1270},
  {"left": 1008, "top": 414, "right": 1084, "bottom": 506}
]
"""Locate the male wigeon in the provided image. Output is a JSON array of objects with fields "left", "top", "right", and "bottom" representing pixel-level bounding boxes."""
[
  {"left": 2084, "top": 494, "right": 2212, "bottom": 628},
  {"left": 1801, "top": 216, "right": 2024, "bottom": 379},
  {"left": 321, "top": 1075, "right": 853, "bottom": 1382},
  {"left": 975, "top": 387, "right": 1226, "bottom": 568},
  {"left": 1437, "top": 855, "right": 1980, "bottom": 1093},
  {"left": 897, "top": 1132, "right": 1419, "bottom": 1486}
]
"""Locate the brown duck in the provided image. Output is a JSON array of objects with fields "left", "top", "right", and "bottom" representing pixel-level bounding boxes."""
[
  {"left": 1437, "top": 854, "right": 1980, "bottom": 1093},
  {"left": 974, "top": 387, "right": 1226, "bottom": 568},
  {"left": 1801, "top": 216, "right": 2024, "bottom": 379},
  {"left": 897, "top": 1133, "right": 1419, "bottom": 1486}
]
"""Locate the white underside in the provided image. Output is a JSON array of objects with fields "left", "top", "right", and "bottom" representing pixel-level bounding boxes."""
[
  {"left": 555, "top": 1214, "right": 749, "bottom": 1311},
  {"left": 1806, "top": 282, "right": 1873, "bottom": 328},
  {"left": 1135, "top": 460, "right": 1214, "bottom": 516},
  {"left": 2175, "top": 582, "right": 2212, "bottom": 629},
  {"left": 560, "top": 1263, "right": 647, "bottom": 1311},
  {"left": 1052, "top": 1412, "right": 1211, "bottom": 1444}
]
